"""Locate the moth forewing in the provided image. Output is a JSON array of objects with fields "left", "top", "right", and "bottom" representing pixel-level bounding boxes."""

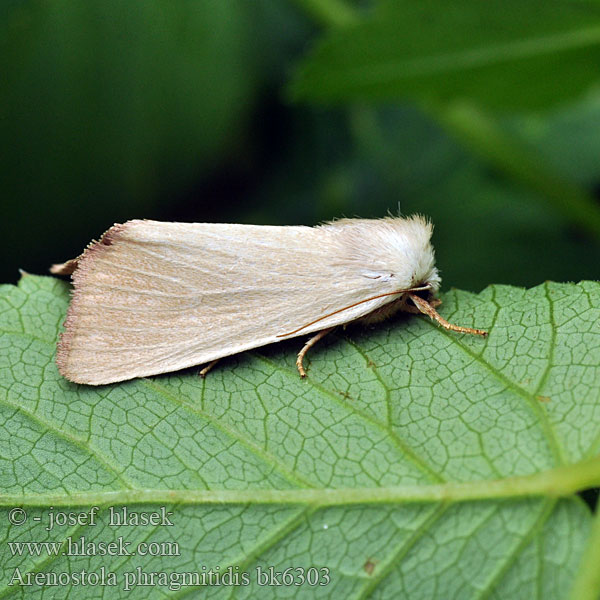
[{"left": 55, "top": 217, "right": 443, "bottom": 385}]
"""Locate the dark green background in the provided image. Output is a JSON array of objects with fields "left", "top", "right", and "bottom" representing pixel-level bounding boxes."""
[{"left": 2, "top": 0, "right": 600, "bottom": 290}]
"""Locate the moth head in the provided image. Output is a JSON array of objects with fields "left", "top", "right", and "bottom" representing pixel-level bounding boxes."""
[
  {"left": 412, "top": 260, "right": 441, "bottom": 299},
  {"left": 328, "top": 213, "right": 441, "bottom": 296},
  {"left": 385, "top": 215, "right": 441, "bottom": 296}
]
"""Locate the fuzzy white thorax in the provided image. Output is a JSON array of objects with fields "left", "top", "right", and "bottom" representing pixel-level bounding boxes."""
[{"left": 321, "top": 215, "right": 441, "bottom": 293}]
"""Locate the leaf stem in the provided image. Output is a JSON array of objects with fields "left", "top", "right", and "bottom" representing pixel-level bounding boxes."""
[
  {"left": 291, "top": 0, "right": 359, "bottom": 28},
  {"left": 568, "top": 493, "right": 600, "bottom": 600}
]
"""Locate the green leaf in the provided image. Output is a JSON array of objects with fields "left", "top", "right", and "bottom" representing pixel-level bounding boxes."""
[
  {"left": 340, "top": 107, "right": 600, "bottom": 290},
  {"left": 0, "top": 0, "right": 260, "bottom": 280},
  {"left": 1, "top": 274, "right": 599, "bottom": 598},
  {"left": 290, "top": 0, "right": 600, "bottom": 110}
]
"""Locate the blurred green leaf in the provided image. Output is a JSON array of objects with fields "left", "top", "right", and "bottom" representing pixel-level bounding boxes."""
[
  {"left": 352, "top": 104, "right": 600, "bottom": 290},
  {"left": 1, "top": 0, "right": 260, "bottom": 279},
  {"left": 1, "top": 274, "right": 599, "bottom": 597},
  {"left": 291, "top": 0, "right": 360, "bottom": 28},
  {"left": 507, "top": 89, "right": 600, "bottom": 186},
  {"left": 290, "top": 0, "right": 600, "bottom": 109},
  {"left": 246, "top": 103, "right": 600, "bottom": 291},
  {"left": 433, "top": 102, "right": 600, "bottom": 238}
]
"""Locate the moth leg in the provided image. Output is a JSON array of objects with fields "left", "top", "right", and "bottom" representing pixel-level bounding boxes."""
[
  {"left": 199, "top": 359, "right": 220, "bottom": 378},
  {"left": 296, "top": 327, "right": 335, "bottom": 378},
  {"left": 408, "top": 293, "right": 487, "bottom": 337},
  {"left": 404, "top": 297, "right": 441, "bottom": 314}
]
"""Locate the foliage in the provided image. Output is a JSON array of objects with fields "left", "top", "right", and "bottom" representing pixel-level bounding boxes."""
[
  {"left": 3, "top": 1, "right": 600, "bottom": 597},
  {"left": 1, "top": 275, "right": 599, "bottom": 598}
]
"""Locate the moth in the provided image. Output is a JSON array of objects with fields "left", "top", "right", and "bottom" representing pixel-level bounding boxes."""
[{"left": 51, "top": 216, "right": 487, "bottom": 385}]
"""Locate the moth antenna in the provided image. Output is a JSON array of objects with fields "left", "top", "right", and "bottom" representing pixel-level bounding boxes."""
[
  {"left": 408, "top": 293, "right": 487, "bottom": 337},
  {"left": 278, "top": 286, "right": 432, "bottom": 338}
]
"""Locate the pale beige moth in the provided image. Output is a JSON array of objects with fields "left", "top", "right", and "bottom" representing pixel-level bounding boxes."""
[{"left": 51, "top": 216, "right": 487, "bottom": 385}]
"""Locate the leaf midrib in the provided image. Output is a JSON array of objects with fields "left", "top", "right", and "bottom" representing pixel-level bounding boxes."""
[{"left": 2, "top": 456, "right": 599, "bottom": 507}]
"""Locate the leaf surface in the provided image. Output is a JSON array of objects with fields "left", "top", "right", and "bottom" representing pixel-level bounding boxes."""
[
  {"left": 0, "top": 274, "right": 599, "bottom": 598},
  {"left": 290, "top": 0, "right": 600, "bottom": 109}
]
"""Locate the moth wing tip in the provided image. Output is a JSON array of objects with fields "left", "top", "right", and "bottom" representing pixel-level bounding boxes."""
[
  {"left": 55, "top": 311, "right": 91, "bottom": 384},
  {"left": 49, "top": 220, "right": 131, "bottom": 277},
  {"left": 55, "top": 331, "right": 79, "bottom": 382}
]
